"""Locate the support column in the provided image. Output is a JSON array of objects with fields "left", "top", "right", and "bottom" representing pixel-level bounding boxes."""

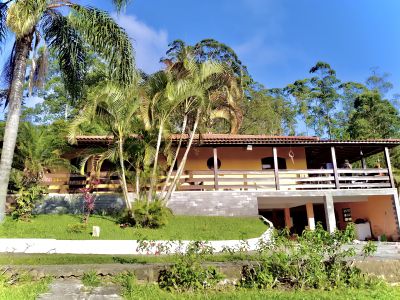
[
  {"left": 284, "top": 207, "right": 292, "bottom": 228},
  {"left": 324, "top": 193, "right": 336, "bottom": 233},
  {"left": 306, "top": 202, "right": 315, "bottom": 230},
  {"left": 391, "top": 192, "right": 400, "bottom": 237},
  {"left": 213, "top": 147, "right": 219, "bottom": 190},
  {"left": 384, "top": 147, "right": 395, "bottom": 188},
  {"left": 330, "top": 146, "right": 340, "bottom": 189},
  {"left": 273, "top": 147, "right": 280, "bottom": 190}
]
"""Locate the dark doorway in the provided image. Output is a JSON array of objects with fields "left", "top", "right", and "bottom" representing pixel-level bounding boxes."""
[
  {"left": 313, "top": 204, "right": 327, "bottom": 230},
  {"left": 258, "top": 209, "right": 285, "bottom": 229},
  {"left": 290, "top": 205, "right": 308, "bottom": 234}
]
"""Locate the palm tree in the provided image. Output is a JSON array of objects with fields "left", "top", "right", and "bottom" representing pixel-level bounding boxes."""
[
  {"left": 163, "top": 59, "right": 225, "bottom": 202},
  {"left": 0, "top": 0, "right": 135, "bottom": 222},
  {"left": 13, "top": 122, "right": 71, "bottom": 186},
  {"left": 69, "top": 82, "right": 139, "bottom": 211}
]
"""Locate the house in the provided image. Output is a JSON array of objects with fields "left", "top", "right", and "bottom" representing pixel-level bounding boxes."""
[{"left": 44, "top": 134, "right": 400, "bottom": 240}]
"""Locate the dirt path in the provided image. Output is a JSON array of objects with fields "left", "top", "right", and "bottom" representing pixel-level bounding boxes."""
[{"left": 37, "top": 278, "right": 122, "bottom": 300}]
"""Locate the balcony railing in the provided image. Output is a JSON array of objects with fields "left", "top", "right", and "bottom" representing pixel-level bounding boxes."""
[{"left": 40, "top": 168, "right": 392, "bottom": 194}]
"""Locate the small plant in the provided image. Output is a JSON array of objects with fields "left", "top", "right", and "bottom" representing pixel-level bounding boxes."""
[
  {"left": 82, "top": 270, "right": 100, "bottom": 287},
  {"left": 12, "top": 185, "right": 45, "bottom": 221},
  {"left": 79, "top": 179, "right": 99, "bottom": 224},
  {"left": 132, "top": 198, "right": 172, "bottom": 228},
  {"left": 66, "top": 223, "right": 87, "bottom": 234},
  {"left": 158, "top": 241, "right": 223, "bottom": 292},
  {"left": 239, "top": 223, "right": 376, "bottom": 290}
]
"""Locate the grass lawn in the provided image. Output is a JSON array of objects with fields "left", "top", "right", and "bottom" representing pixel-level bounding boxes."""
[
  {"left": 0, "top": 277, "right": 50, "bottom": 300},
  {"left": 121, "top": 283, "right": 400, "bottom": 300},
  {"left": 0, "top": 252, "right": 252, "bottom": 265},
  {"left": 0, "top": 214, "right": 266, "bottom": 240}
]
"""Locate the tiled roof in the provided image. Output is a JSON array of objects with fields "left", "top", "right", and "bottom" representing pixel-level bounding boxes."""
[{"left": 74, "top": 134, "right": 400, "bottom": 146}]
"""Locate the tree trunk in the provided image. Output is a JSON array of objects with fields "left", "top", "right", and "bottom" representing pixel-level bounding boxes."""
[
  {"left": 0, "top": 34, "right": 33, "bottom": 222},
  {"left": 165, "top": 109, "right": 200, "bottom": 203},
  {"left": 161, "top": 114, "right": 187, "bottom": 198},
  {"left": 118, "top": 137, "right": 132, "bottom": 211},
  {"left": 147, "top": 121, "right": 163, "bottom": 202}
]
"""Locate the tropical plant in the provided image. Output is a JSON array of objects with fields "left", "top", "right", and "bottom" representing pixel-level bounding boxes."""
[
  {"left": 0, "top": 0, "right": 135, "bottom": 222},
  {"left": 13, "top": 122, "right": 71, "bottom": 186},
  {"left": 165, "top": 39, "right": 245, "bottom": 134},
  {"left": 69, "top": 82, "right": 139, "bottom": 211}
]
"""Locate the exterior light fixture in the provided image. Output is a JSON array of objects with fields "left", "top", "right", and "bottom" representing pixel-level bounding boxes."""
[{"left": 247, "top": 145, "right": 253, "bottom": 151}]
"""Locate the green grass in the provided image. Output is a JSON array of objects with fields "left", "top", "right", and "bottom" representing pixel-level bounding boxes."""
[
  {"left": 82, "top": 270, "right": 101, "bottom": 287},
  {"left": 0, "top": 214, "right": 266, "bottom": 240},
  {"left": 0, "top": 252, "right": 252, "bottom": 265},
  {"left": 119, "top": 280, "right": 400, "bottom": 300},
  {"left": 0, "top": 276, "right": 50, "bottom": 300}
]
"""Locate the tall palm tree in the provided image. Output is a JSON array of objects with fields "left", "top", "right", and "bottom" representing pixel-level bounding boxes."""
[
  {"left": 0, "top": 0, "right": 135, "bottom": 222},
  {"left": 69, "top": 82, "right": 139, "bottom": 211},
  {"left": 163, "top": 59, "right": 225, "bottom": 202}
]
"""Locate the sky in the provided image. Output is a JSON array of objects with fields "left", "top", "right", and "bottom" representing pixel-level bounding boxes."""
[
  {"left": 1, "top": 0, "right": 400, "bottom": 109},
  {"left": 91, "top": 0, "right": 400, "bottom": 95}
]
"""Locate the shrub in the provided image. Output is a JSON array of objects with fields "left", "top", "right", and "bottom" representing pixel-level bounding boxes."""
[
  {"left": 240, "top": 223, "right": 377, "bottom": 290},
  {"left": 66, "top": 223, "right": 87, "bottom": 234},
  {"left": 132, "top": 198, "right": 172, "bottom": 228},
  {"left": 158, "top": 242, "right": 223, "bottom": 292},
  {"left": 11, "top": 185, "right": 45, "bottom": 221}
]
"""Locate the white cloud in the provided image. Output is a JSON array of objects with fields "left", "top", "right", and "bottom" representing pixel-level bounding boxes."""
[{"left": 114, "top": 14, "right": 168, "bottom": 73}]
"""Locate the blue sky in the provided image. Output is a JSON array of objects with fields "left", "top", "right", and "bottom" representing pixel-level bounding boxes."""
[
  {"left": 94, "top": 0, "right": 400, "bottom": 96},
  {"left": 1, "top": 0, "right": 400, "bottom": 110}
]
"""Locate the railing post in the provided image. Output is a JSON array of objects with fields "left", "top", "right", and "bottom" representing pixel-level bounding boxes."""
[
  {"left": 273, "top": 147, "right": 280, "bottom": 190},
  {"left": 330, "top": 146, "right": 340, "bottom": 189},
  {"left": 213, "top": 147, "right": 219, "bottom": 190},
  {"left": 384, "top": 147, "right": 395, "bottom": 188}
]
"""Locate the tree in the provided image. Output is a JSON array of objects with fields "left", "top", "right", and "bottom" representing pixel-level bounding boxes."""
[
  {"left": 0, "top": 0, "right": 135, "bottom": 222},
  {"left": 12, "top": 122, "right": 71, "bottom": 186},
  {"left": 240, "top": 83, "right": 296, "bottom": 135},
  {"left": 286, "top": 62, "right": 342, "bottom": 138},
  {"left": 348, "top": 90, "right": 400, "bottom": 140},
  {"left": 165, "top": 39, "right": 246, "bottom": 134},
  {"left": 69, "top": 82, "right": 139, "bottom": 211}
]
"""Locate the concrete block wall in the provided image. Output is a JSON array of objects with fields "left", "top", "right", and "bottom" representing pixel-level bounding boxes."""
[{"left": 168, "top": 191, "right": 259, "bottom": 216}]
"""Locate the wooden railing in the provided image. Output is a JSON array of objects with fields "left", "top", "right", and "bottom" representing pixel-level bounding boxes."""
[{"left": 41, "top": 168, "right": 392, "bottom": 193}]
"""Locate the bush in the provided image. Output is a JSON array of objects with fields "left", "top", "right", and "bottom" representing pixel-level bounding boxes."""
[
  {"left": 240, "top": 223, "right": 378, "bottom": 290},
  {"left": 158, "top": 242, "right": 223, "bottom": 292},
  {"left": 132, "top": 198, "right": 172, "bottom": 228},
  {"left": 66, "top": 223, "right": 87, "bottom": 234},
  {"left": 11, "top": 185, "right": 45, "bottom": 221}
]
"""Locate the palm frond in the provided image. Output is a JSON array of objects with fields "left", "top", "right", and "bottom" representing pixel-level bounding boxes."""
[
  {"left": 0, "top": 1, "right": 8, "bottom": 50},
  {"left": 6, "top": 0, "right": 47, "bottom": 37},
  {"left": 69, "top": 5, "right": 135, "bottom": 86},
  {"left": 0, "top": 41, "right": 16, "bottom": 106},
  {"left": 42, "top": 11, "right": 87, "bottom": 100},
  {"left": 112, "top": 0, "right": 132, "bottom": 12}
]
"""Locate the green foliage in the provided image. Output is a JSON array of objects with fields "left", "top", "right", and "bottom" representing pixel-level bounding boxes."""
[
  {"left": 133, "top": 198, "right": 172, "bottom": 229},
  {"left": 240, "top": 224, "right": 377, "bottom": 290},
  {"left": 66, "top": 223, "right": 87, "bottom": 234},
  {"left": 348, "top": 90, "right": 400, "bottom": 139},
  {"left": 82, "top": 270, "right": 101, "bottom": 287},
  {"left": 11, "top": 185, "right": 45, "bottom": 221},
  {"left": 158, "top": 242, "right": 224, "bottom": 292}
]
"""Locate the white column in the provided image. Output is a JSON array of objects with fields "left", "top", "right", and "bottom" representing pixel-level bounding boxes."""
[
  {"left": 306, "top": 202, "right": 315, "bottom": 230},
  {"left": 392, "top": 192, "right": 400, "bottom": 237},
  {"left": 324, "top": 193, "right": 336, "bottom": 233}
]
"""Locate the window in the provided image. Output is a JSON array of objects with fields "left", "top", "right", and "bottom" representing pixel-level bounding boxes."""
[
  {"left": 207, "top": 157, "right": 221, "bottom": 170},
  {"left": 261, "top": 157, "right": 287, "bottom": 170}
]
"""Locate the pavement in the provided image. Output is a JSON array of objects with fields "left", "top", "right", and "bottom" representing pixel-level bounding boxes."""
[{"left": 37, "top": 278, "right": 122, "bottom": 300}]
